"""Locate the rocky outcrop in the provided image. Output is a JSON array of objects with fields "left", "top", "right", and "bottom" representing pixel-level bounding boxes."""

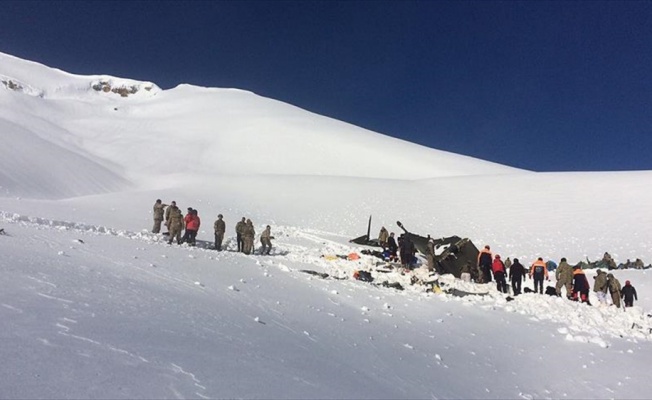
[{"left": 91, "top": 80, "right": 156, "bottom": 97}]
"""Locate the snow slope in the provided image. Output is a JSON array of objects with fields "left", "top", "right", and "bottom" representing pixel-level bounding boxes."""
[{"left": 1, "top": 52, "right": 652, "bottom": 399}]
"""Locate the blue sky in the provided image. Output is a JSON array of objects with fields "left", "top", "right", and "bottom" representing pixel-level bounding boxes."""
[{"left": 2, "top": 1, "right": 651, "bottom": 171}]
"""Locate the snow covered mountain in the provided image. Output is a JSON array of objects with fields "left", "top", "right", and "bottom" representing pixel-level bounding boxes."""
[{"left": 1, "top": 52, "right": 652, "bottom": 399}]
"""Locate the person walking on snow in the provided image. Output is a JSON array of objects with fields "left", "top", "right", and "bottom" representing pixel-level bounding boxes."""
[
  {"left": 492, "top": 254, "right": 508, "bottom": 293},
  {"left": 555, "top": 257, "right": 574, "bottom": 298},
  {"left": 387, "top": 232, "right": 398, "bottom": 262},
  {"left": 509, "top": 258, "right": 526, "bottom": 295},
  {"left": 152, "top": 199, "right": 167, "bottom": 234},
  {"left": 607, "top": 273, "right": 622, "bottom": 308},
  {"left": 260, "top": 225, "right": 274, "bottom": 255},
  {"left": 593, "top": 269, "right": 609, "bottom": 306},
  {"left": 529, "top": 257, "right": 548, "bottom": 294},
  {"left": 478, "top": 245, "right": 493, "bottom": 284},
  {"left": 213, "top": 214, "right": 226, "bottom": 251},
  {"left": 621, "top": 280, "right": 638, "bottom": 307}
]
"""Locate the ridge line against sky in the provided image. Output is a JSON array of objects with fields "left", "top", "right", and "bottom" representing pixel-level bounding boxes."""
[{"left": 1, "top": 0, "right": 651, "bottom": 172}]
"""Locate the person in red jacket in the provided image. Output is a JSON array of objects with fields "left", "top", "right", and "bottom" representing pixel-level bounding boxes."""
[
  {"left": 571, "top": 266, "right": 591, "bottom": 305},
  {"left": 529, "top": 257, "right": 549, "bottom": 294},
  {"left": 492, "top": 254, "right": 508, "bottom": 293},
  {"left": 182, "top": 208, "right": 201, "bottom": 246}
]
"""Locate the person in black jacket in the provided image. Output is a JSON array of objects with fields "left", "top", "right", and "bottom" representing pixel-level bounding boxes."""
[
  {"left": 509, "top": 258, "right": 526, "bottom": 295},
  {"left": 387, "top": 232, "right": 398, "bottom": 262},
  {"left": 621, "top": 280, "right": 638, "bottom": 307},
  {"left": 571, "top": 266, "right": 591, "bottom": 305}
]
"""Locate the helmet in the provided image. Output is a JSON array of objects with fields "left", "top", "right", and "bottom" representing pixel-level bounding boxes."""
[{"left": 626, "top": 280, "right": 631, "bottom": 285}]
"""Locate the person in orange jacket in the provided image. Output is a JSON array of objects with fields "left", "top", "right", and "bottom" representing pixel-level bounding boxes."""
[{"left": 529, "top": 257, "right": 549, "bottom": 294}]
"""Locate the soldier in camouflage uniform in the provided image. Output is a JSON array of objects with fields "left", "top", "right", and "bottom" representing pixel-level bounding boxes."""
[
  {"left": 213, "top": 214, "right": 226, "bottom": 251},
  {"left": 378, "top": 227, "right": 389, "bottom": 248},
  {"left": 607, "top": 273, "right": 622, "bottom": 308},
  {"left": 260, "top": 225, "right": 273, "bottom": 255},
  {"left": 166, "top": 205, "right": 184, "bottom": 245},
  {"left": 242, "top": 219, "right": 256, "bottom": 255},
  {"left": 152, "top": 199, "right": 167, "bottom": 234},
  {"left": 555, "top": 257, "right": 573, "bottom": 298},
  {"left": 593, "top": 269, "right": 609, "bottom": 305}
]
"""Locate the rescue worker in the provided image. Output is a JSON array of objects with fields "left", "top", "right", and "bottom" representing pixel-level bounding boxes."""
[
  {"left": 378, "top": 227, "right": 389, "bottom": 248},
  {"left": 426, "top": 237, "right": 436, "bottom": 272},
  {"left": 242, "top": 219, "right": 255, "bottom": 255},
  {"left": 183, "top": 208, "right": 200, "bottom": 246},
  {"left": 621, "top": 280, "right": 638, "bottom": 307},
  {"left": 492, "top": 254, "right": 508, "bottom": 293},
  {"left": 504, "top": 257, "right": 512, "bottom": 270},
  {"left": 152, "top": 199, "right": 167, "bottom": 234},
  {"left": 555, "top": 257, "right": 573, "bottom": 298},
  {"left": 387, "top": 232, "right": 398, "bottom": 262},
  {"left": 260, "top": 225, "right": 273, "bottom": 255},
  {"left": 399, "top": 235, "right": 416, "bottom": 268},
  {"left": 167, "top": 205, "right": 184, "bottom": 245},
  {"left": 213, "top": 214, "right": 226, "bottom": 251},
  {"left": 235, "top": 217, "right": 246, "bottom": 252},
  {"left": 593, "top": 269, "right": 609, "bottom": 306},
  {"left": 478, "top": 245, "right": 493, "bottom": 284},
  {"left": 509, "top": 258, "right": 526, "bottom": 296},
  {"left": 607, "top": 273, "right": 622, "bottom": 308},
  {"left": 603, "top": 252, "right": 617, "bottom": 270},
  {"left": 634, "top": 259, "right": 645, "bottom": 269},
  {"left": 572, "top": 266, "right": 591, "bottom": 305},
  {"left": 181, "top": 208, "right": 195, "bottom": 245},
  {"left": 529, "top": 257, "right": 548, "bottom": 294}
]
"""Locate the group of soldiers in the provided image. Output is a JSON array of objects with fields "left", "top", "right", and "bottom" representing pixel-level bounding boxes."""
[{"left": 152, "top": 200, "right": 274, "bottom": 255}]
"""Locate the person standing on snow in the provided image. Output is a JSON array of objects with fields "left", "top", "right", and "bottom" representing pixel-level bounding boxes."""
[
  {"left": 529, "top": 257, "right": 548, "bottom": 294},
  {"left": 387, "top": 232, "right": 398, "bottom": 262},
  {"left": 165, "top": 200, "right": 180, "bottom": 232},
  {"left": 152, "top": 199, "right": 167, "bottom": 234},
  {"left": 593, "top": 269, "right": 609, "bottom": 306},
  {"left": 260, "top": 225, "right": 274, "bottom": 255},
  {"left": 235, "top": 217, "right": 246, "bottom": 252},
  {"left": 213, "top": 214, "right": 226, "bottom": 251},
  {"left": 242, "top": 219, "right": 256, "bottom": 255},
  {"left": 555, "top": 257, "right": 574, "bottom": 299},
  {"left": 607, "top": 273, "right": 622, "bottom": 308},
  {"left": 477, "top": 245, "right": 493, "bottom": 284},
  {"left": 182, "top": 209, "right": 200, "bottom": 246},
  {"left": 378, "top": 226, "right": 389, "bottom": 249},
  {"left": 167, "top": 205, "right": 184, "bottom": 245},
  {"left": 509, "top": 258, "right": 526, "bottom": 295},
  {"left": 621, "top": 280, "right": 638, "bottom": 307},
  {"left": 492, "top": 254, "right": 508, "bottom": 293},
  {"left": 572, "top": 266, "right": 591, "bottom": 304},
  {"left": 504, "top": 257, "right": 512, "bottom": 270}
]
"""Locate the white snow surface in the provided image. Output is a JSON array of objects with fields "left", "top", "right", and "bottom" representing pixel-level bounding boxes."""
[{"left": 1, "top": 52, "right": 652, "bottom": 399}]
